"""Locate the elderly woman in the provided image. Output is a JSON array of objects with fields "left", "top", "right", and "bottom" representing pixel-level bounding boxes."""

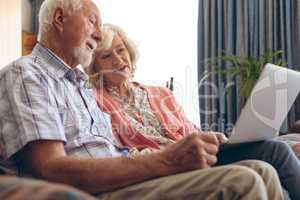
[
  {"left": 86, "top": 24, "right": 206, "bottom": 154},
  {"left": 86, "top": 23, "right": 300, "bottom": 199}
]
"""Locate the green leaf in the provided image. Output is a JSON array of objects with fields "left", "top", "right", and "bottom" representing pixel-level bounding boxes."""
[{"left": 205, "top": 49, "right": 288, "bottom": 99}]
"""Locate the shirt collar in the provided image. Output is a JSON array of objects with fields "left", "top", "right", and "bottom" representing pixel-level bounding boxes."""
[{"left": 32, "top": 43, "right": 89, "bottom": 84}]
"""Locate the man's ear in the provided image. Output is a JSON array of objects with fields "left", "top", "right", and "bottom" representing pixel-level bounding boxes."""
[{"left": 53, "top": 8, "right": 64, "bottom": 32}]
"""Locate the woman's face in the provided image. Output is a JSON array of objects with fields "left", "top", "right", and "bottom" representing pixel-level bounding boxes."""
[{"left": 95, "top": 35, "right": 132, "bottom": 86}]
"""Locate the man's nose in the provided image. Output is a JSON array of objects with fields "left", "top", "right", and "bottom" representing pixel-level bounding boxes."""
[{"left": 92, "top": 25, "right": 102, "bottom": 43}]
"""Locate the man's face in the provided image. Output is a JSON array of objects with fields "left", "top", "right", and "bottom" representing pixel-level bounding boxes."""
[{"left": 60, "top": 0, "right": 102, "bottom": 67}]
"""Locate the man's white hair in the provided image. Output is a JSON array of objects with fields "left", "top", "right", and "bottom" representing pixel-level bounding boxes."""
[{"left": 37, "top": 0, "right": 84, "bottom": 41}]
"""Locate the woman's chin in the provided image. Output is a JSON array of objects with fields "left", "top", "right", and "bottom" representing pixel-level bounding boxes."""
[
  {"left": 116, "top": 74, "right": 131, "bottom": 81},
  {"left": 107, "top": 78, "right": 128, "bottom": 86}
]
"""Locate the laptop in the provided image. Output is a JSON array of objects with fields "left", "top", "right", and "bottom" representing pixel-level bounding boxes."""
[{"left": 227, "top": 63, "right": 300, "bottom": 144}]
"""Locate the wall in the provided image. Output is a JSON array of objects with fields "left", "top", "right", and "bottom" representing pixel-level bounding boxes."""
[
  {"left": 97, "top": 0, "right": 200, "bottom": 125},
  {"left": 0, "top": 0, "right": 22, "bottom": 68},
  {"left": 22, "top": 0, "right": 33, "bottom": 33}
]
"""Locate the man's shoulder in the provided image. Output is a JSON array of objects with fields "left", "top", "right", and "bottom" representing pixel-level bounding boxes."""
[{"left": 0, "top": 54, "right": 49, "bottom": 81}]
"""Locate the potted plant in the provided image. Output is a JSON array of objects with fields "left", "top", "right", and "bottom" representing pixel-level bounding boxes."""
[{"left": 208, "top": 49, "right": 288, "bottom": 98}]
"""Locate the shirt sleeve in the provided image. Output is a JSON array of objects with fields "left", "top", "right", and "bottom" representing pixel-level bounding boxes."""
[{"left": 1, "top": 64, "right": 66, "bottom": 159}]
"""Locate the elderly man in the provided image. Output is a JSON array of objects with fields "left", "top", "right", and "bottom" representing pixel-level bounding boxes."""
[{"left": 0, "top": 0, "right": 283, "bottom": 199}]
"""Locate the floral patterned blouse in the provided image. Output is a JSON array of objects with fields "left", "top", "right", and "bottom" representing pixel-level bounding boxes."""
[{"left": 107, "top": 85, "right": 175, "bottom": 155}]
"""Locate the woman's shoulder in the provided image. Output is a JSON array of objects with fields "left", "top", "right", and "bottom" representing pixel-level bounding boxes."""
[
  {"left": 132, "top": 82, "right": 173, "bottom": 97},
  {"left": 132, "top": 81, "right": 171, "bottom": 93}
]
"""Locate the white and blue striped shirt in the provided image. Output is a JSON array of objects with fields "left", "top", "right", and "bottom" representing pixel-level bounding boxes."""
[{"left": 0, "top": 44, "right": 128, "bottom": 175}]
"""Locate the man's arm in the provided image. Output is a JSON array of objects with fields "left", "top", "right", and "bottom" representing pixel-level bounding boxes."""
[{"left": 21, "top": 133, "right": 221, "bottom": 194}]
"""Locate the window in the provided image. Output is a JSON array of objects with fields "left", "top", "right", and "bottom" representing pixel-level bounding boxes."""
[
  {"left": 96, "top": 0, "right": 200, "bottom": 125},
  {"left": 1, "top": 0, "right": 22, "bottom": 67}
]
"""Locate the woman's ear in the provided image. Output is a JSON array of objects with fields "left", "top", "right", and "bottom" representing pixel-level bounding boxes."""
[{"left": 53, "top": 8, "right": 64, "bottom": 32}]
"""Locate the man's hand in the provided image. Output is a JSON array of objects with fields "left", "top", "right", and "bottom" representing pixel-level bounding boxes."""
[
  {"left": 160, "top": 133, "right": 221, "bottom": 173},
  {"left": 195, "top": 131, "right": 229, "bottom": 144},
  {"left": 213, "top": 132, "right": 229, "bottom": 144}
]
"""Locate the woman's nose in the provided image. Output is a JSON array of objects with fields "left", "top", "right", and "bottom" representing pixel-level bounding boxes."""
[{"left": 112, "top": 54, "right": 123, "bottom": 66}]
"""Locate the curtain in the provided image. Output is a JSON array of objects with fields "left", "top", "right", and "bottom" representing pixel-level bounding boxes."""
[
  {"left": 30, "top": 0, "right": 45, "bottom": 34},
  {"left": 198, "top": 0, "right": 300, "bottom": 133}
]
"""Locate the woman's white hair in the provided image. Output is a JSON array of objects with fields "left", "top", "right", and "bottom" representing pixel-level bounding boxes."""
[
  {"left": 86, "top": 23, "right": 139, "bottom": 88},
  {"left": 37, "top": 0, "right": 84, "bottom": 41}
]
